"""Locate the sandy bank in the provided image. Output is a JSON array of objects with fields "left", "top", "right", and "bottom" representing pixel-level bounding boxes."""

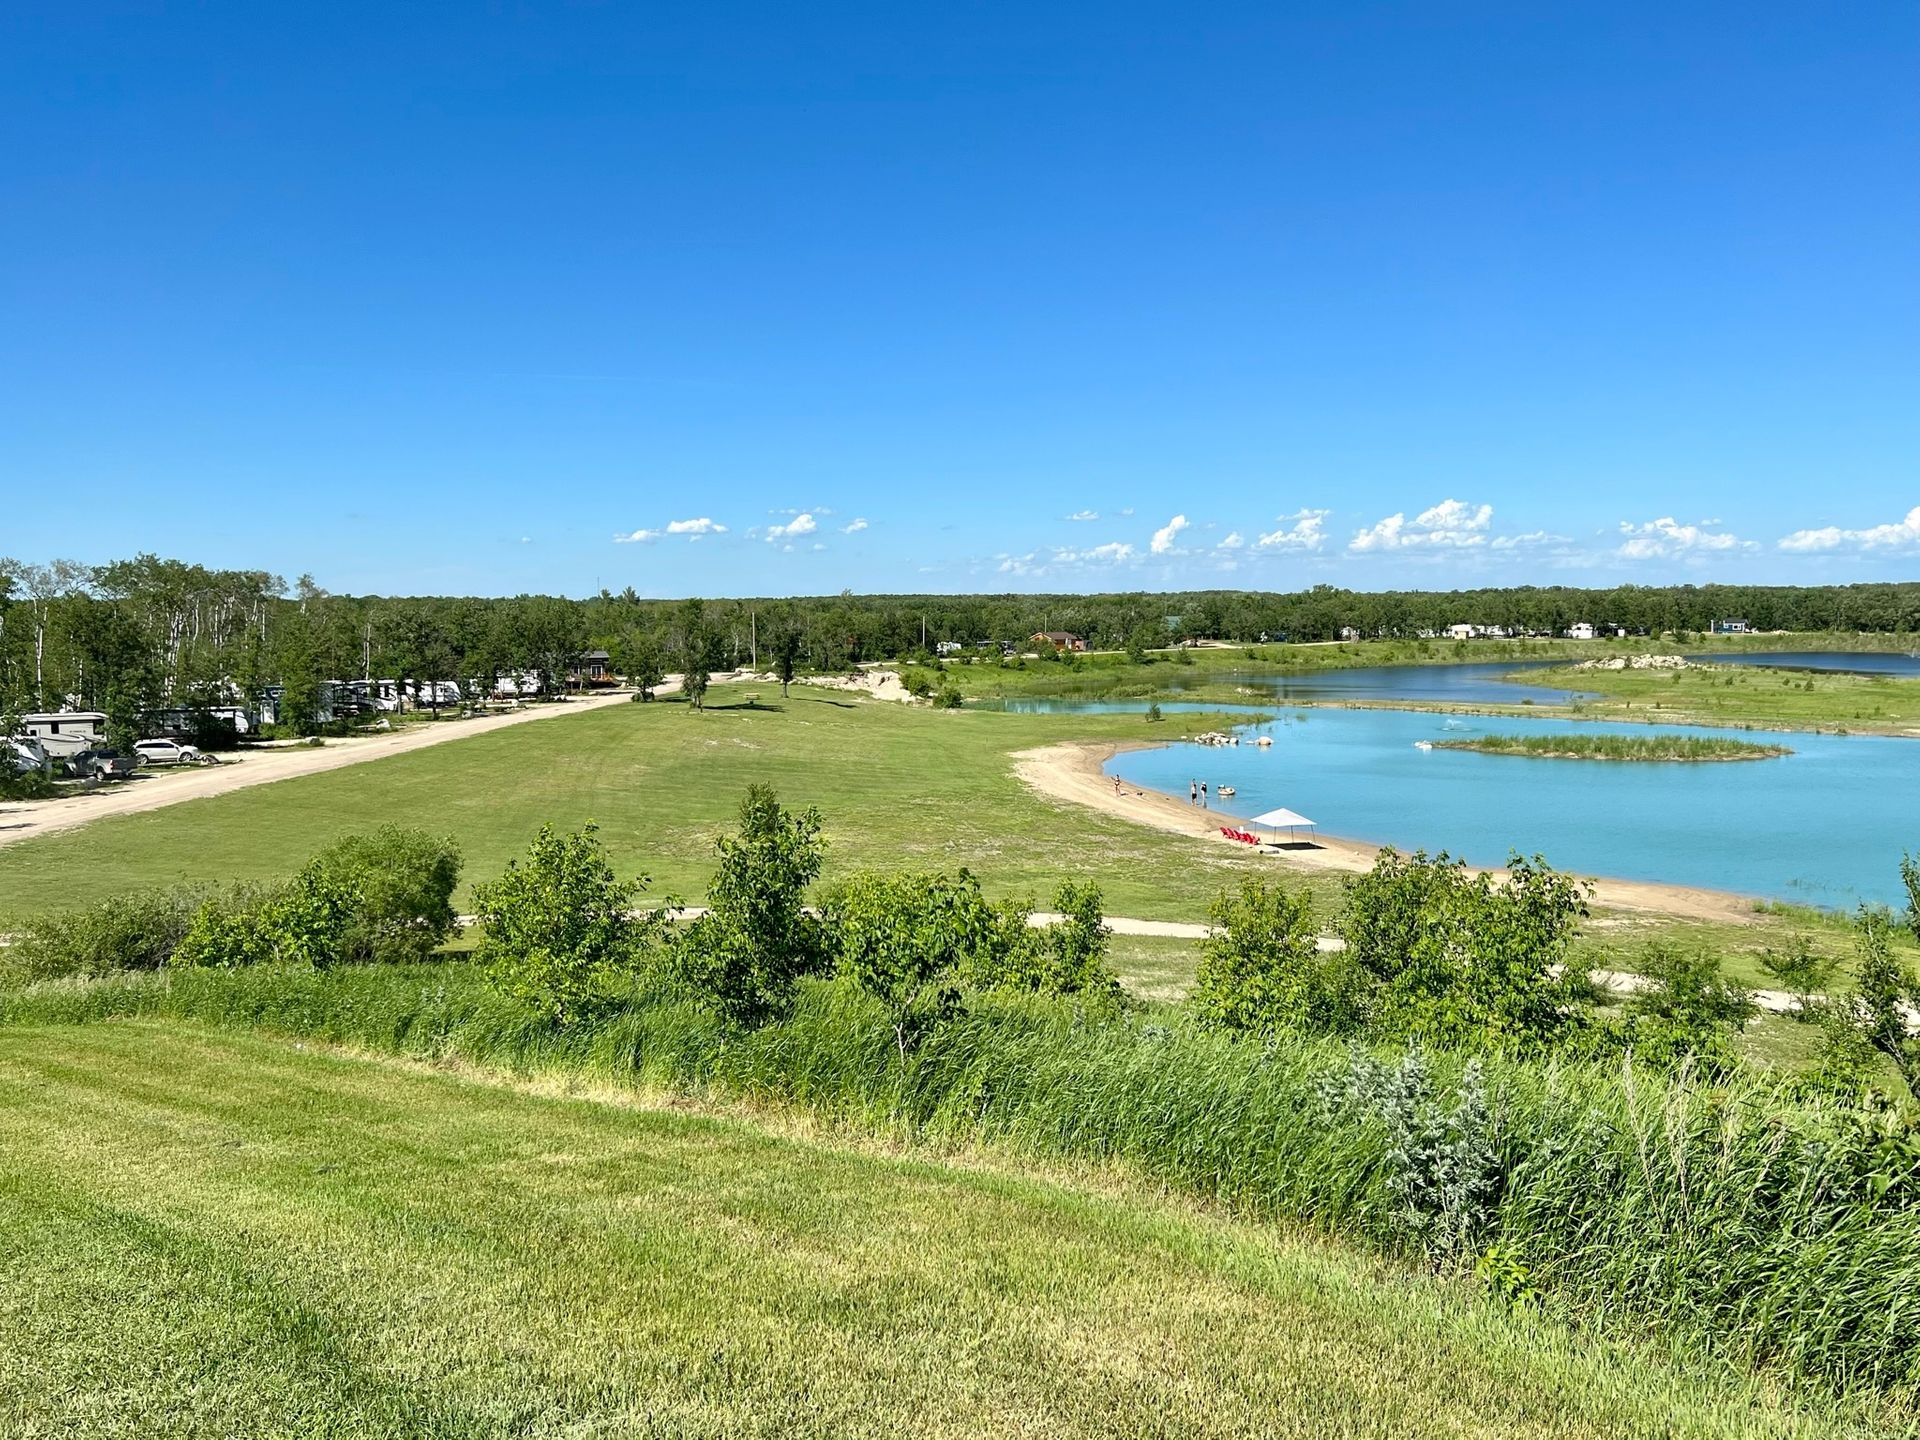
[{"left": 1012, "top": 739, "right": 1762, "bottom": 927}]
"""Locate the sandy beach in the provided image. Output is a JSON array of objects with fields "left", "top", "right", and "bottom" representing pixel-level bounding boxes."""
[{"left": 1013, "top": 738, "right": 1763, "bottom": 926}]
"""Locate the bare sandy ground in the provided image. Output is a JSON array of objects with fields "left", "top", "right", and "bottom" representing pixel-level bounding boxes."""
[
  {"left": 1012, "top": 738, "right": 1764, "bottom": 928},
  {"left": 796, "top": 669, "right": 916, "bottom": 703},
  {"left": 0, "top": 687, "right": 653, "bottom": 849}
]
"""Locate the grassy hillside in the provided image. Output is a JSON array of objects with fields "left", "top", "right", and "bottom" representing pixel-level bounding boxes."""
[
  {"left": 1539, "top": 664, "right": 1920, "bottom": 734},
  {"left": 0, "top": 1021, "right": 1884, "bottom": 1440}
]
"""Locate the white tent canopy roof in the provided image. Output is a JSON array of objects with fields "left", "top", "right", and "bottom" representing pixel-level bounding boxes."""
[{"left": 1250, "top": 807, "right": 1317, "bottom": 830}]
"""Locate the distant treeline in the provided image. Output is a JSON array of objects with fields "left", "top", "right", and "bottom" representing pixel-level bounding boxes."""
[{"left": 5, "top": 553, "right": 1920, "bottom": 731}]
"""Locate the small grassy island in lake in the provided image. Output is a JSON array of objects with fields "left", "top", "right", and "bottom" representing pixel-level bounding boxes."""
[{"left": 1431, "top": 733, "right": 1792, "bottom": 762}]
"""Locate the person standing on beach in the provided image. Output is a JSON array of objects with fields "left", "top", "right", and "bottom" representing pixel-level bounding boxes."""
[
  {"left": 1199, "top": 781, "right": 1208, "bottom": 808},
  {"left": 1189, "top": 780, "right": 1198, "bottom": 806}
]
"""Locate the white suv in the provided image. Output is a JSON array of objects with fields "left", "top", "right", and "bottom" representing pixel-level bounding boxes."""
[{"left": 134, "top": 738, "right": 207, "bottom": 766}]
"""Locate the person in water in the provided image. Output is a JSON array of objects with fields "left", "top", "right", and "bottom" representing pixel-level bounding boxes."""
[
  {"left": 1189, "top": 780, "right": 1198, "bottom": 805},
  {"left": 1199, "top": 781, "right": 1208, "bottom": 808}
]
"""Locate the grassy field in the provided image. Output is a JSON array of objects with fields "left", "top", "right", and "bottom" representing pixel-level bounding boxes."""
[
  {"left": 1539, "top": 664, "right": 1920, "bottom": 735},
  {"left": 0, "top": 1020, "right": 1888, "bottom": 1440},
  {"left": 5, "top": 681, "right": 1914, "bottom": 1004},
  {"left": 0, "top": 690, "right": 1301, "bottom": 922}
]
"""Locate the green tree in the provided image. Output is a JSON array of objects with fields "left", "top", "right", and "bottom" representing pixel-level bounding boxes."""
[
  {"left": 773, "top": 626, "right": 802, "bottom": 698},
  {"left": 1819, "top": 909, "right": 1920, "bottom": 1100},
  {"left": 828, "top": 869, "right": 989, "bottom": 1062},
  {"left": 676, "top": 599, "right": 712, "bottom": 710},
  {"left": 473, "top": 823, "right": 659, "bottom": 1024},
  {"left": 1194, "top": 878, "right": 1363, "bottom": 1033},
  {"left": 614, "top": 630, "right": 667, "bottom": 700},
  {"left": 676, "top": 785, "right": 828, "bottom": 1027},
  {"left": 302, "top": 825, "right": 462, "bottom": 965},
  {"left": 1757, "top": 935, "right": 1834, "bottom": 1019},
  {"left": 1341, "top": 850, "right": 1592, "bottom": 1053}
]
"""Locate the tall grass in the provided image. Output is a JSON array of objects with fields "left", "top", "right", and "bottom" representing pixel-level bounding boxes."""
[
  {"left": 1433, "top": 733, "right": 1793, "bottom": 761},
  {"left": 11, "top": 960, "right": 1916, "bottom": 1409}
]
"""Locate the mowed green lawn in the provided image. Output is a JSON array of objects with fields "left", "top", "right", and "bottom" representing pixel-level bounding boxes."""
[
  {"left": 0, "top": 1022, "right": 1875, "bottom": 1440},
  {"left": 0, "top": 689, "right": 1294, "bottom": 922}
]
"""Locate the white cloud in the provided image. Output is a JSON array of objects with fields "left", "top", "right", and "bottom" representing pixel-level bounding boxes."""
[
  {"left": 842, "top": 517, "right": 869, "bottom": 534},
  {"left": 997, "top": 541, "right": 1136, "bottom": 577},
  {"left": 1616, "top": 516, "right": 1751, "bottom": 560},
  {"left": 1218, "top": 532, "right": 1245, "bottom": 550},
  {"left": 1066, "top": 509, "right": 1099, "bottom": 522},
  {"left": 1779, "top": 506, "right": 1920, "bottom": 553},
  {"left": 1350, "top": 499, "right": 1493, "bottom": 552},
  {"left": 1490, "top": 530, "right": 1571, "bottom": 551},
  {"left": 618, "top": 515, "right": 728, "bottom": 543},
  {"left": 1119, "top": 507, "right": 1135, "bottom": 517},
  {"left": 1257, "top": 509, "right": 1330, "bottom": 551},
  {"left": 767, "top": 513, "right": 817, "bottom": 541},
  {"left": 1150, "top": 514, "right": 1190, "bottom": 554}
]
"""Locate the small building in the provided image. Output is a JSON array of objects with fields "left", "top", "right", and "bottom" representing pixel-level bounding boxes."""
[
  {"left": 1031, "top": 631, "right": 1086, "bottom": 653},
  {"left": 570, "top": 649, "right": 614, "bottom": 686},
  {"left": 1711, "top": 618, "right": 1751, "bottom": 635},
  {"left": 1566, "top": 622, "right": 1597, "bottom": 641},
  {"left": 1445, "top": 623, "right": 1476, "bottom": 641}
]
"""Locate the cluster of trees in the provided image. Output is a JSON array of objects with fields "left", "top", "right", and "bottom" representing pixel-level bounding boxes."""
[
  {"left": 473, "top": 785, "right": 1124, "bottom": 1063},
  {"left": 10, "top": 552, "right": 1920, "bottom": 739}
]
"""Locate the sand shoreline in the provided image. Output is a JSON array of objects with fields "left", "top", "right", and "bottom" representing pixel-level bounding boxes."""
[{"left": 1013, "top": 738, "right": 1763, "bottom": 926}]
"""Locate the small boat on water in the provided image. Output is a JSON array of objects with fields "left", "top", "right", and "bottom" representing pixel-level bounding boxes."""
[
  {"left": 1218, "top": 785, "right": 1236, "bottom": 797},
  {"left": 1255, "top": 735, "right": 1273, "bottom": 747},
  {"left": 1413, "top": 740, "right": 1433, "bottom": 751}
]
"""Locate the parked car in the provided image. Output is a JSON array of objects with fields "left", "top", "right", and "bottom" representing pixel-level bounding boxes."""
[
  {"left": 133, "top": 737, "right": 207, "bottom": 766},
  {"left": 67, "top": 748, "right": 138, "bottom": 779}
]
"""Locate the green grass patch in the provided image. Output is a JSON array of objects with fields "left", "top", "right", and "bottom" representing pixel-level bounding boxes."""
[
  {"left": 0, "top": 690, "right": 1307, "bottom": 923},
  {"left": 0, "top": 1018, "right": 1901, "bottom": 1438},
  {"left": 1432, "top": 733, "right": 1792, "bottom": 762}
]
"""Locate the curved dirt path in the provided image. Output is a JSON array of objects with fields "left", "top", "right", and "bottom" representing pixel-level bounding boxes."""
[
  {"left": 1013, "top": 738, "right": 1765, "bottom": 928},
  {"left": 0, "top": 686, "right": 663, "bottom": 849}
]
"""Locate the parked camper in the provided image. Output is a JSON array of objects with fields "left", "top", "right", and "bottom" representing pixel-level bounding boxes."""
[{"left": 18, "top": 711, "right": 107, "bottom": 760}]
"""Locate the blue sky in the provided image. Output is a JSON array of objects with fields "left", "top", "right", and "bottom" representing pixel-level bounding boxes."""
[{"left": 3, "top": 2, "right": 1915, "bottom": 596}]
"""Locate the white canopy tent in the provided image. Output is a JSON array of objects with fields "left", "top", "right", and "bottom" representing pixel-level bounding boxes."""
[{"left": 1249, "top": 806, "right": 1317, "bottom": 843}]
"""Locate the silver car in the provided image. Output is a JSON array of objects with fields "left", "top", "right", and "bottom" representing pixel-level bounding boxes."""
[{"left": 133, "top": 738, "right": 207, "bottom": 766}]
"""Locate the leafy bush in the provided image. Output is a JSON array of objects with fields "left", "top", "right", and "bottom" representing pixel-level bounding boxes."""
[
  {"left": 826, "top": 869, "right": 989, "bottom": 1060},
  {"left": 1341, "top": 850, "right": 1592, "bottom": 1053},
  {"left": 967, "top": 881, "right": 1121, "bottom": 1002},
  {"left": 1757, "top": 934, "right": 1835, "bottom": 1019},
  {"left": 302, "top": 825, "right": 461, "bottom": 965},
  {"left": 675, "top": 785, "right": 828, "bottom": 1028},
  {"left": 0, "top": 767, "right": 57, "bottom": 801},
  {"left": 472, "top": 822, "right": 661, "bottom": 1024},
  {"left": 171, "top": 886, "right": 282, "bottom": 969},
  {"left": 1194, "top": 878, "right": 1363, "bottom": 1034},
  {"left": 2, "top": 887, "right": 206, "bottom": 983},
  {"left": 1819, "top": 909, "right": 1920, "bottom": 1101},
  {"left": 1615, "top": 942, "right": 1753, "bottom": 1072}
]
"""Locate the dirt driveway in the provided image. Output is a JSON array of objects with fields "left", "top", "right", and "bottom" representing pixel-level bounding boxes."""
[{"left": 0, "top": 688, "right": 652, "bottom": 849}]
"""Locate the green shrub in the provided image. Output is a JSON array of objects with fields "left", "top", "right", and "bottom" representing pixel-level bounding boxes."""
[
  {"left": 2, "top": 887, "right": 205, "bottom": 983},
  {"left": 302, "top": 825, "right": 462, "bottom": 964},
  {"left": 1342, "top": 850, "right": 1592, "bottom": 1053},
  {"left": 0, "top": 767, "right": 57, "bottom": 801},
  {"left": 826, "top": 869, "right": 989, "bottom": 1061},
  {"left": 1194, "top": 877, "right": 1363, "bottom": 1034},
  {"left": 171, "top": 886, "right": 282, "bottom": 969},
  {"left": 472, "top": 822, "right": 661, "bottom": 1025},
  {"left": 676, "top": 785, "right": 828, "bottom": 1028},
  {"left": 970, "top": 880, "right": 1122, "bottom": 1002},
  {"left": 1615, "top": 942, "right": 1754, "bottom": 1072}
]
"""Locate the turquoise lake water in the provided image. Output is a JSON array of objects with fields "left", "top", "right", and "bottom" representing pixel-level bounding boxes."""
[
  {"left": 988, "top": 657, "right": 1919, "bottom": 909},
  {"left": 1101, "top": 706, "right": 1912, "bottom": 910}
]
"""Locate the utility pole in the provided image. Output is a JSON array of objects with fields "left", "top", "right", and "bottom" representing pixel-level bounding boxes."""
[{"left": 751, "top": 608, "right": 758, "bottom": 669}]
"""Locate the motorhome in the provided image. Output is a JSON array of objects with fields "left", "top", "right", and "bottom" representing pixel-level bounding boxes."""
[{"left": 18, "top": 711, "right": 107, "bottom": 760}]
